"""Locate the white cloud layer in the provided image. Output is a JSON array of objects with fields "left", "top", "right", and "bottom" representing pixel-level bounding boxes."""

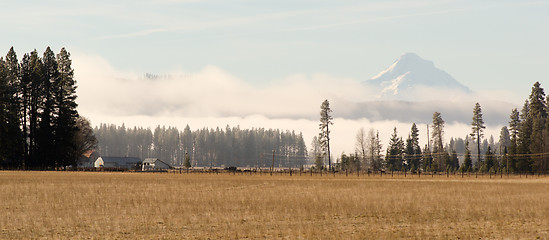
[
  {"left": 73, "top": 53, "right": 515, "bottom": 156},
  {"left": 74, "top": 52, "right": 376, "bottom": 119}
]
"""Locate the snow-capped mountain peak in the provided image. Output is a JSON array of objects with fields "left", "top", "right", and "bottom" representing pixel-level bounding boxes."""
[{"left": 366, "top": 53, "right": 472, "bottom": 101}]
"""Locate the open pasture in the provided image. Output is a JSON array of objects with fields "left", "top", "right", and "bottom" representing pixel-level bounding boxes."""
[{"left": 1, "top": 171, "right": 548, "bottom": 239}]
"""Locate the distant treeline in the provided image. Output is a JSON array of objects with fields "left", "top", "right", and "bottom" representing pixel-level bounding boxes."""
[
  {"left": 0, "top": 47, "right": 93, "bottom": 170},
  {"left": 95, "top": 124, "right": 308, "bottom": 168}
]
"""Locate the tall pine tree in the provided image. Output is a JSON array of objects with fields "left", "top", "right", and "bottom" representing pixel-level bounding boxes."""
[
  {"left": 431, "top": 112, "right": 445, "bottom": 171},
  {"left": 528, "top": 82, "right": 547, "bottom": 172},
  {"left": 517, "top": 100, "right": 532, "bottom": 172},
  {"left": 319, "top": 99, "right": 333, "bottom": 171},
  {"left": 470, "top": 102, "right": 486, "bottom": 169},
  {"left": 55, "top": 48, "right": 79, "bottom": 166},
  {"left": 508, "top": 108, "right": 520, "bottom": 172}
]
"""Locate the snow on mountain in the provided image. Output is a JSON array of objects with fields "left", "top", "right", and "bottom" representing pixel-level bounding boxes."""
[{"left": 365, "top": 53, "right": 472, "bottom": 101}]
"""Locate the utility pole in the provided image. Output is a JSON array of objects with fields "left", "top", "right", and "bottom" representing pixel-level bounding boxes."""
[
  {"left": 427, "top": 124, "right": 431, "bottom": 171},
  {"left": 271, "top": 150, "right": 275, "bottom": 176}
]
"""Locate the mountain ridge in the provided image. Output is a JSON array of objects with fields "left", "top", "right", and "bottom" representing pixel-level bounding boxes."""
[{"left": 365, "top": 53, "right": 472, "bottom": 101}]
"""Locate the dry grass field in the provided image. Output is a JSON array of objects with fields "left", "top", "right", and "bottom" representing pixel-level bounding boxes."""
[{"left": 1, "top": 171, "right": 548, "bottom": 239}]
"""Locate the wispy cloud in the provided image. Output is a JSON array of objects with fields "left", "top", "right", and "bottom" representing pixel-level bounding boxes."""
[
  {"left": 95, "top": 0, "right": 447, "bottom": 40},
  {"left": 96, "top": 28, "right": 170, "bottom": 40},
  {"left": 89, "top": 0, "right": 549, "bottom": 40}
]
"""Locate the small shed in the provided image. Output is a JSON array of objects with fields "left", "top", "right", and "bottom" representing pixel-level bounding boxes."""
[{"left": 142, "top": 158, "right": 172, "bottom": 171}]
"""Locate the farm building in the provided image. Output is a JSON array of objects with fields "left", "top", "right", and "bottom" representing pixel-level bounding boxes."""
[
  {"left": 98, "top": 157, "right": 142, "bottom": 170},
  {"left": 142, "top": 158, "right": 172, "bottom": 171},
  {"left": 77, "top": 151, "right": 101, "bottom": 168}
]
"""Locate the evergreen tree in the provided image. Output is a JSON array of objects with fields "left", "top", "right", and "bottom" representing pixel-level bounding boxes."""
[
  {"left": 454, "top": 137, "right": 466, "bottom": 155},
  {"left": 498, "top": 126, "right": 511, "bottom": 172},
  {"left": 295, "top": 133, "right": 308, "bottom": 167},
  {"left": 34, "top": 47, "right": 59, "bottom": 168},
  {"left": 2, "top": 47, "right": 24, "bottom": 168},
  {"left": 484, "top": 146, "right": 495, "bottom": 173},
  {"left": 508, "top": 108, "right": 520, "bottom": 172},
  {"left": 462, "top": 139, "right": 472, "bottom": 172},
  {"left": 385, "top": 127, "right": 404, "bottom": 171},
  {"left": 431, "top": 112, "right": 445, "bottom": 171},
  {"left": 182, "top": 125, "right": 193, "bottom": 162},
  {"left": 517, "top": 100, "right": 532, "bottom": 172},
  {"left": 470, "top": 102, "right": 486, "bottom": 169},
  {"left": 27, "top": 50, "right": 44, "bottom": 168},
  {"left": 183, "top": 151, "right": 191, "bottom": 168},
  {"left": 405, "top": 123, "right": 422, "bottom": 172},
  {"left": 528, "top": 82, "right": 547, "bottom": 172},
  {"left": 421, "top": 144, "right": 433, "bottom": 172},
  {"left": 319, "top": 99, "right": 333, "bottom": 171},
  {"left": 54, "top": 48, "right": 79, "bottom": 167},
  {"left": 340, "top": 153, "right": 359, "bottom": 172},
  {"left": 498, "top": 126, "right": 511, "bottom": 155},
  {"left": 450, "top": 150, "right": 459, "bottom": 171},
  {"left": 19, "top": 53, "right": 32, "bottom": 168},
  {"left": 0, "top": 56, "right": 10, "bottom": 166},
  {"left": 502, "top": 146, "right": 509, "bottom": 174}
]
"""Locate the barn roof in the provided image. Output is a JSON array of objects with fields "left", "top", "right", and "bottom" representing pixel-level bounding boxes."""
[
  {"left": 143, "top": 158, "right": 172, "bottom": 167},
  {"left": 100, "top": 157, "right": 141, "bottom": 165}
]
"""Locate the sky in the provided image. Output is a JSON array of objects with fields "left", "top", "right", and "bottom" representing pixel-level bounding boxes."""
[{"left": 2, "top": 0, "right": 549, "bottom": 155}]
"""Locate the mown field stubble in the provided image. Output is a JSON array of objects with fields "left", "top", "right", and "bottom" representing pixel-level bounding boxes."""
[{"left": 1, "top": 171, "right": 548, "bottom": 239}]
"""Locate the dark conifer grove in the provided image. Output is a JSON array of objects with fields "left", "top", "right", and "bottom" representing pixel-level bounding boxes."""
[{"left": 0, "top": 47, "right": 82, "bottom": 169}]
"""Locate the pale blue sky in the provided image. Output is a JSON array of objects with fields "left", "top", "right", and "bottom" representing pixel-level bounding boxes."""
[
  {"left": 2, "top": 0, "right": 548, "bottom": 97},
  {"left": 4, "top": 0, "right": 548, "bottom": 153}
]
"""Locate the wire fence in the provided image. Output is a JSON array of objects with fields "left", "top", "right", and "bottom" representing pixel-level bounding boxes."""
[{"left": 163, "top": 167, "right": 549, "bottom": 179}]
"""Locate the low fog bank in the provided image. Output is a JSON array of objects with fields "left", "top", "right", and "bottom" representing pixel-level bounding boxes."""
[{"left": 74, "top": 53, "right": 518, "bottom": 155}]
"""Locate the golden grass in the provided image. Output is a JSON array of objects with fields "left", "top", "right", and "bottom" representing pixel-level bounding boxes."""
[{"left": 1, "top": 171, "right": 548, "bottom": 239}]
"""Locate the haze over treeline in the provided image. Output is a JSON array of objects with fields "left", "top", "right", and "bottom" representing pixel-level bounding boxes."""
[{"left": 95, "top": 124, "right": 308, "bottom": 168}]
